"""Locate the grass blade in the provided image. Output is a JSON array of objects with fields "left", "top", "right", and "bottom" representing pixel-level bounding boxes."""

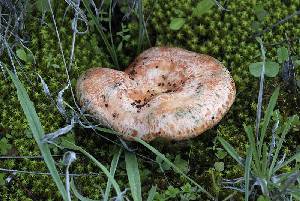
[
  {"left": 70, "top": 178, "right": 100, "bottom": 201},
  {"left": 269, "top": 115, "right": 298, "bottom": 177},
  {"left": 292, "top": 192, "right": 300, "bottom": 200},
  {"left": 261, "top": 144, "right": 268, "bottom": 176},
  {"left": 6, "top": 68, "right": 69, "bottom": 201},
  {"left": 146, "top": 186, "right": 157, "bottom": 201},
  {"left": 103, "top": 148, "right": 122, "bottom": 201},
  {"left": 273, "top": 152, "right": 300, "bottom": 173},
  {"left": 81, "top": 0, "right": 119, "bottom": 68},
  {"left": 133, "top": 137, "right": 214, "bottom": 200},
  {"left": 63, "top": 141, "right": 122, "bottom": 198},
  {"left": 244, "top": 146, "right": 253, "bottom": 201},
  {"left": 94, "top": 128, "right": 213, "bottom": 199},
  {"left": 125, "top": 151, "right": 142, "bottom": 201},
  {"left": 96, "top": 127, "right": 120, "bottom": 135},
  {"left": 223, "top": 192, "right": 238, "bottom": 201},
  {"left": 218, "top": 137, "right": 244, "bottom": 167},
  {"left": 244, "top": 124, "right": 259, "bottom": 173},
  {"left": 259, "top": 87, "right": 280, "bottom": 155}
]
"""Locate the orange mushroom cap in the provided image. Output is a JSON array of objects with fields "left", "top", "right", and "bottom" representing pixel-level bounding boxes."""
[{"left": 76, "top": 47, "right": 236, "bottom": 141}]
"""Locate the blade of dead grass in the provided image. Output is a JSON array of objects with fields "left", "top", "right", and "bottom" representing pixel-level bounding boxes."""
[
  {"left": 63, "top": 140, "right": 123, "bottom": 199},
  {"left": 6, "top": 68, "right": 69, "bottom": 201}
]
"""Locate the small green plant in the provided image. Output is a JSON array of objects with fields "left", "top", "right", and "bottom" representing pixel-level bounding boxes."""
[
  {"left": 0, "top": 136, "right": 12, "bottom": 155},
  {"left": 192, "top": 0, "right": 215, "bottom": 16},
  {"left": 169, "top": 0, "right": 217, "bottom": 31},
  {"left": 16, "top": 48, "right": 34, "bottom": 64},
  {"left": 156, "top": 154, "right": 189, "bottom": 174},
  {"left": 169, "top": 18, "right": 186, "bottom": 31},
  {"left": 249, "top": 44, "right": 298, "bottom": 82},
  {"left": 219, "top": 38, "right": 300, "bottom": 200},
  {"left": 154, "top": 183, "right": 202, "bottom": 201},
  {"left": 277, "top": 46, "right": 289, "bottom": 64},
  {"left": 117, "top": 24, "right": 131, "bottom": 51},
  {"left": 249, "top": 61, "right": 280, "bottom": 77},
  {"left": 0, "top": 173, "right": 5, "bottom": 186}
]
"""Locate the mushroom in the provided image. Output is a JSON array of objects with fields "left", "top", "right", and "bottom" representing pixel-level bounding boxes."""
[{"left": 76, "top": 47, "right": 236, "bottom": 141}]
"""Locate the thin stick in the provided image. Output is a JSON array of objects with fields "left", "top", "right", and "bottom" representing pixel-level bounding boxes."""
[
  {"left": 0, "top": 155, "right": 63, "bottom": 159},
  {"left": 0, "top": 167, "right": 101, "bottom": 177},
  {"left": 255, "top": 10, "right": 300, "bottom": 36},
  {"left": 47, "top": 0, "right": 80, "bottom": 112},
  {"left": 255, "top": 38, "right": 266, "bottom": 143}
]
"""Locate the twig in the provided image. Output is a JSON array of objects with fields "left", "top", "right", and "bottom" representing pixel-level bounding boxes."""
[
  {"left": 0, "top": 167, "right": 102, "bottom": 177},
  {"left": 255, "top": 10, "right": 300, "bottom": 37},
  {"left": 0, "top": 155, "right": 63, "bottom": 159},
  {"left": 255, "top": 38, "right": 266, "bottom": 143},
  {"left": 47, "top": 0, "right": 80, "bottom": 114}
]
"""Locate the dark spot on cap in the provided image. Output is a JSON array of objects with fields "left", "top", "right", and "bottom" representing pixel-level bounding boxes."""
[
  {"left": 196, "top": 83, "right": 203, "bottom": 93},
  {"left": 105, "top": 104, "right": 108, "bottom": 107},
  {"left": 113, "top": 82, "right": 122, "bottom": 88},
  {"left": 155, "top": 65, "right": 158, "bottom": 68},
  {"left": 112, "top": 113, "right": 119, "bottom": 119},
  {"left": 129, "top": 69, "right": 136, "bottom": 76}
]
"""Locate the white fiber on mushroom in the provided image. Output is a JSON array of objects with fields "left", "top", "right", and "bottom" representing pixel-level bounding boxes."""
[{"left": 76, "top": 47, "right": 236, "bottom": 141}]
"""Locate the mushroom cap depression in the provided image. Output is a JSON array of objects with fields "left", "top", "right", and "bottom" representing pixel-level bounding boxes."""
[{"left": 76, "top": 47, "right": 236, "bottom": 141}]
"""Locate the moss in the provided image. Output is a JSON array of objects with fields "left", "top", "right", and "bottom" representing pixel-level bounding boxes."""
[
  {"left": 140, "top": 0, "right": 300, "bottom": 198},
  {"left": 0, "top": 1, "right": 114, "bottom": 199}
]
